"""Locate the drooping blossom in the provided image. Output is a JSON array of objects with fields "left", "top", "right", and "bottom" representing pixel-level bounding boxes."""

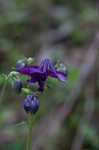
[
  {"left": 16, "top": 58, "right": 67, "bottom": 91},
  {"left": 24, "top": 93, "right": 39, "bottom": 114},
  {"left": 11, "top": 79, "right": 23, "bottom": 93}
]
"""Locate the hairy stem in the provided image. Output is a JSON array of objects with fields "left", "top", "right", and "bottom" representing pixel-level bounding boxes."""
[
  {"left": 26, "top": 117, "right": 33, "bottom": 150},
  {"left": 26, "top": 112, "right": 39, "bottom": 150}
]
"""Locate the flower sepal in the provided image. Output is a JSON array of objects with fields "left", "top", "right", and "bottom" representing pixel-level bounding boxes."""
[{"left": 22, "top": 88, "right": 32, "bottom": 95}]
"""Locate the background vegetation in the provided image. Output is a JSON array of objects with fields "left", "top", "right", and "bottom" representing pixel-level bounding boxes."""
[{"left": 0, "top": 0, "right": 99, "bottom": 150}]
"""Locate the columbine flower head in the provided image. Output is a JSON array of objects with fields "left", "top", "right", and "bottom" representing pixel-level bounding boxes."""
[
  {"left": 16, "top": 58, "right": 67, "bottom": 92},
  {"left": 24, "top": 93, "right": 39, "bottom": 114}
]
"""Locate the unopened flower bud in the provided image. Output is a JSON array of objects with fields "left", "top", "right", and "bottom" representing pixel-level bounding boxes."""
[
  {"left": 27, "top": 57, "right": 34, "bottom": 65},
  {"left": 16, "top": 60, "right": 26, "bottom": 68},
  {"left": 11, "top": 79, "right": 22, "bottom": 93},
  {"left": 24, "top": 93, "right": 39, "bottom": 114}
]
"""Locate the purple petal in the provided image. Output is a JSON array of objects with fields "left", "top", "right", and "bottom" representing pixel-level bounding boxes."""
[
  {"left": 56, "top": 71, "right": 66, "bottom": 82},
  {"left": 29, "top": 66, "right": 42, "bottom": 74},
  {"left": 16, "top": 65, "right": 44, "bottom": 76},
  {"left": 48, "top": 70, "right": 66, "bottom": 82},
  {"left": 39, "top": 59, "right": 49, "bottom": 72},
  {"left": 48, "top": 70, "right": 57, "bottom": 78},
  {"left": 49, "top": 62, "right": 57, "bottom": 74},
  {"left": 27, "top": 78, "right": 37, "bottom": 83},
  {"left": 39, "top": 58, "right": 56, "bottom": 75},
  {"left": 38, "top": 80, "right": 45, "bottom": 92},
  {"left": 16, "top": 65, "right": 30, "bottom": 75}
]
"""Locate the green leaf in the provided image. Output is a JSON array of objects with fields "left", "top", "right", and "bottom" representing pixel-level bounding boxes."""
[
  {"left": 27, "top": 57, "right": 34, "bottom": 65},
  {"left": 22, "top": 88, "right": 32, "bottom": 94},
  {"left": 14, "top": 121, "right": 28, "bottom": 127},
  {"left": 5, "top": 121, "right": 28, "bottom": 129},
  {"left": 0, "top": 74, "right": 6, "bottom": 84}
]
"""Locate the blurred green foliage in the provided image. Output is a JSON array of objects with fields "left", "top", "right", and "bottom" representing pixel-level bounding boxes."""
[{"left": 0, "top": 0, "right": 99, "bottom": 150}]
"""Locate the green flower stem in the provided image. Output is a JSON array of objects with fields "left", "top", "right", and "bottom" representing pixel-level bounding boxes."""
[
  {"left": 26, "top": 91, "right": 45, "bottom": 150},
  {"left": 0, "top": 78, "right": 8, "bottom": 106},
  {"left": 26, "top": 116, "right": 33, "bottom": 150},
  {"left": 26, "top": 111, "right": 39, "bottom": 150}
]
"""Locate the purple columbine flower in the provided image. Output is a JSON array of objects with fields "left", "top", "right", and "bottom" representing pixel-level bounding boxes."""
[
  {"left": 24, "top": 93, "right": 39, "bottom": 114},
  {"left": 16, "top": 58, "right": 67, "bottom": 92}
]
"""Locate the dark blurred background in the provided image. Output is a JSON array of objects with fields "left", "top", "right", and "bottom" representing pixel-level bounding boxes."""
[{"left": 0, "top": 0, "right": 99, "bottom": 150}]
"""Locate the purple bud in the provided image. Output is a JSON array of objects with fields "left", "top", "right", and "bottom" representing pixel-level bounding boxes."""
[
  {"left": 11, "top": 79, "right": 22, "bottom": 93},
  {"left": 24, "top": 93, "right": 39, "bottom": 114},
  {"left": 16, "top": 60, "right": 26, "bottom": 68}
]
